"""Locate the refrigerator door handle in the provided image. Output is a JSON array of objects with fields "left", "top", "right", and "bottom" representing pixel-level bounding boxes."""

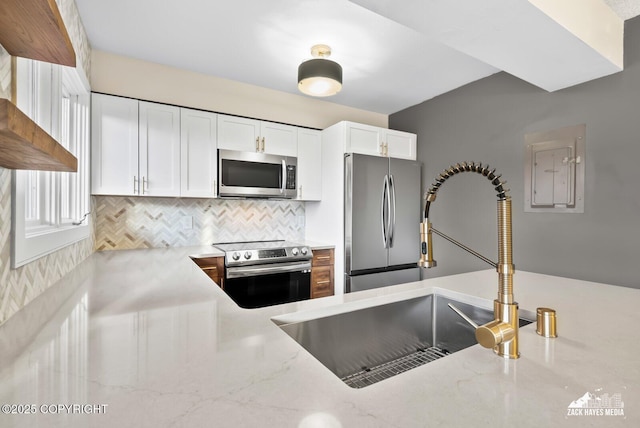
[
  {"left": 381, "top": 175, "right": 389, "bottom": 248},
  {"left": 389, "top": 174, "right": 396, "bottom": 247},
  {"left": 387, "top": 175, "right": 393, "bottom": 248}
]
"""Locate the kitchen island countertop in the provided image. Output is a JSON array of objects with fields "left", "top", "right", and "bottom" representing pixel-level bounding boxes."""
[{"left": 0, "top": 245, "right": 637, "bottom": 427}]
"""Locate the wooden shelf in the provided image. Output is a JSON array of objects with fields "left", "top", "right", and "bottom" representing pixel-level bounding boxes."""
[
  {"left": 0, "top": 98, "right": 77, "bottom": 171},
  {"left": 0, "top": 0, "right": 76, "bottom": 67}
]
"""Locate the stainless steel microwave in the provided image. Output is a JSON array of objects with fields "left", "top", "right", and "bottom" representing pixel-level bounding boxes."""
[{"left": 218, "top": 149, "right": 297, "bottom": 199}]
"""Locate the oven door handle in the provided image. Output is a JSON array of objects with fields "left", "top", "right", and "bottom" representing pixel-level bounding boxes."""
[{"left": 226, "top": 261, "right": 312, "bottom": 279}]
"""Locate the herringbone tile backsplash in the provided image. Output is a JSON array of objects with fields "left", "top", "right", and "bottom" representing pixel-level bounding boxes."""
[
  {"left": 93, "top": 196, "right": 306, "bottom": 250},
  {"left": 55, "top": 0, "right": 91, "bottom": 80},
  {"left": 0, "top": 46, "right": 11, "bottom": 100}
]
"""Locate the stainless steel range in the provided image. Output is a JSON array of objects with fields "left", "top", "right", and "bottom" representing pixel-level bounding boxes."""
[{"left": 213, "top": 240, "right": 313, "bottom": 308}]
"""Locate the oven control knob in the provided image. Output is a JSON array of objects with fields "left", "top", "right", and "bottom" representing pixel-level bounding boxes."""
[
  {"left": 244, "top": 251, "right": 252, "bottom": 260},
  {"left": 291, "top": 248, "right": 299, "bottom": 256},
  {"left": 300, "top": 247, "right": 308, "bottom": 256},
  {"left": 232, "top": 252, "right": 240, "bottom": 261}
]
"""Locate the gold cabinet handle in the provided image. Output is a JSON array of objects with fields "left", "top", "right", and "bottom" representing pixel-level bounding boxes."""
[
  {"left": 315, "top": 280, "right": 331, "bottom": 284},
  {"left": 261, "top": 137, "right": 265, "bottom": 152},
  {"left": 256, "top": 137, "right": 260, "bottom": 151},
  {"left": 316, "top": 256, "right": 331, "bottom": 260},
  {"left": 200, "top": 266, "right": 218, "bottom": 271}
]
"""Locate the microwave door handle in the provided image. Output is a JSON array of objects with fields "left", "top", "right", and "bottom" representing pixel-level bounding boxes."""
[{"left": 281, "top": 160, "right": 286, "bottom": 194}]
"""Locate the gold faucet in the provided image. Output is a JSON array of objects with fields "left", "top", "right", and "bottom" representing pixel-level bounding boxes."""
[{"left": 419, "top": 162, "right": 519, "bottom": 359}]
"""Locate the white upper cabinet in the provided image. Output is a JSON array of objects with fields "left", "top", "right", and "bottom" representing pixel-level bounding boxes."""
[
  {"left": 139, "top": 101, "right": 181, "bottom": 197},
  {"left": 180, "top": 108, "right": 218, "bottom": 198},
  {"left": 344, "top": 121, "right": 417, "bottom": 160},
  {"left": 91, "top": 94, "right": 181, "bottom": 197},
  {"left": 385, "top": 130, "right": 417, "bottom": 160},
  {"left": 296, "top": 128, "right": 322, "bottom": 201},
  {"left": 217, "top": 114, "right": 297, "bottom": 156},
  {"left": 92, "top": 97, "right": 319, "bottom": 199},
  {"left": 91, "top": 93, "right": 139, "bottom": 195},
  {"left": 217, "top": 115, "right": 260, "bottom": 152},
  {"left": 260, "top": 122, "right": 298, "bottom": 156},
  {"left": 345, "top": 122, "right": 384, "bottom": 156}
]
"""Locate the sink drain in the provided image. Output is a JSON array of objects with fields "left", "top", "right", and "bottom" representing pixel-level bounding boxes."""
[{"left": 341, "top": 346, "right": 450, "bottom": 388}]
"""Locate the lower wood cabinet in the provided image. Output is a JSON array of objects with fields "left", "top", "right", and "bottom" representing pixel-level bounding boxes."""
[
  {"left": 311, "top": 248, "right": 334, "bottom": 299},
  {"left": 192, "top": 250, "right": 334, "bottom": 300},
  {"left": 191, "top": 256, "right": 225, "bottom": 288}
]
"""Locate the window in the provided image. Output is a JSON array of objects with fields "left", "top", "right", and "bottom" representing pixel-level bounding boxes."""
[{"left": 11, "top": 58, "right": 91, "bottom": 268}]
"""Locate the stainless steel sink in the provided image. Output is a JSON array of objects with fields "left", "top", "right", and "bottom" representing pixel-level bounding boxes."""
[{"left": 276, "top": 293, "right": 533, "bottom": 388}]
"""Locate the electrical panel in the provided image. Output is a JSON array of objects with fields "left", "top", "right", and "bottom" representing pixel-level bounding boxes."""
[{"left": 524, "top": 124, "right": 585, "bottom": 213}]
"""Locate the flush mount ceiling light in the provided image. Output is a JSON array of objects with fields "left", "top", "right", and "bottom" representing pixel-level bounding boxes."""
[{"left": 297, "top": 44, "right": 343, "bottom": 97}]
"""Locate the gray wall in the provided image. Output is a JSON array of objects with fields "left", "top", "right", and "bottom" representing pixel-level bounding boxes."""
[{"left": 390, "top": 16, "right": 640, "bottom": 289}]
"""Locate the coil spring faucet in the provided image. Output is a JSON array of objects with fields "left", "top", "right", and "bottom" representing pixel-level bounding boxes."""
[{"left": 419, "top": 162, "right": 520, "bottom": 359}]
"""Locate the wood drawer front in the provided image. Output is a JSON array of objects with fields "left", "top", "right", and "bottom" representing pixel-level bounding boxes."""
[
  {"left": 312, "top": 265, "right": 334, "bottom": 298},
  {"left": 312, "top": 249, "right": 334, "bottom": 267}
]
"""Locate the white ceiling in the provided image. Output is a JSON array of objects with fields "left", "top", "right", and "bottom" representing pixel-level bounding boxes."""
[{"left": 75, "top": 0, "right": 640, "bottom": 115}]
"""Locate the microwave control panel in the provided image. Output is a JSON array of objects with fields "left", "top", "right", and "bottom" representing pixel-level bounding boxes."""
[{"left": 286, "top": 165, "right": 296, "bottom": 190}]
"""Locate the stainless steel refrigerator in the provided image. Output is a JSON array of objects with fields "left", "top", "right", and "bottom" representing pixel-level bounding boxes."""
[{"left": 344, "top": 153, "right": 421, "bottom": 293}]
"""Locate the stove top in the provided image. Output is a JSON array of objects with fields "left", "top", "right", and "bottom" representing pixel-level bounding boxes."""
[
  {"left": 213, "top": 240, "right": 299, "bottom": 251},
  {"left": 212, "top": 240, "right": 312, "bottom": 266}
]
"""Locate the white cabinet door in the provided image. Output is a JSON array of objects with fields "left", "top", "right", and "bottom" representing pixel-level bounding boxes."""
[
  {"left": 180, "top": 108, "right": 218, "bottom": 198},
  {"left": 344, "top": 121, "right": 417, "bottom": 160},
  {"left": 218, "top": 114, "right": 297, "bottom": 156},
  {"left": 91, "top": 93, "right": 139, "bottom": 195},
  {"left": 297, "top": 128, "right": 321, "bottom": 201},
  {"left": 261, "top": 122, "right": 298, "bottom": 156},
  {"left": 385, "top": 130, "right": 417, "bottom": 160},
  {"left": 139, "top": 101, "right": 181, "bottom": 197},
  {"left": 217, "top": 114, "right": 260, "bottom": 152},
  {"left": 344, "top": 122, "right": 385, "bottom": 156}
]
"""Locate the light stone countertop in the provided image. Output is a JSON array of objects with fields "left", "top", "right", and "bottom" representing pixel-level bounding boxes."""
[
  {"left": 0, "top": 245, "right": 636, "bottom": 427},
  {"left": 299, "top": 240, "right": 336, "bottom": 251}
]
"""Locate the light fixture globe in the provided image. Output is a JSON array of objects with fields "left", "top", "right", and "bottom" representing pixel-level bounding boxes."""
[{"left": 298, "top": 45, "right": 342, "bottom": 97}]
